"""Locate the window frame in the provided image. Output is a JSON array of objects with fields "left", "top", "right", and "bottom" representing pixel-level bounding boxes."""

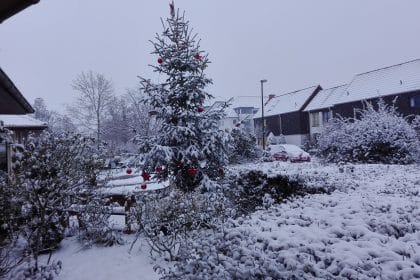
[{"left": 311, "top": 112, "right": 320, "bottom": 127}]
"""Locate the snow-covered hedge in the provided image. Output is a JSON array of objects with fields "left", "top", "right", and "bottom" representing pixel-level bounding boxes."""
[
  {"left": 317, "top": 100, "right": 419, "bottom": 164},
  {"left": 228, "top": 170, "right": 328, "bottom": 215}
]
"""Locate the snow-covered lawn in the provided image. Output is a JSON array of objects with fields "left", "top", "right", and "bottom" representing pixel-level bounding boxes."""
[
  {"left": 23, "top": 161, "right": 419, "bottom": 279},
  {"left": 38, "top": 236, "right": 159, "bottom": 280},
  {"left": 169, "top": 161, "right": 420, "bottom": 279}
]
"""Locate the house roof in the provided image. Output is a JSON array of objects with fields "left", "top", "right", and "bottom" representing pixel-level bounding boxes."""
[
  {"left": 0, "top": 114, "right": 47, "bottom": 129},
  {"left": 336, "top": 59, "right": 420, "bottom": 105},
  {"left": 0, "top": 67, "right": 34, "bottom": 114},
  {"left": 263, "top": 85, "right": 320, "bottom": 117},
  {"left": 226, "top": 96, "right": 261, "bottom": 118},
  {"left": 304, "top": 84, "right": 348, "bottom": 112},
  {"left": 0, "top": 0, "right": 40, "bottom": 23}
]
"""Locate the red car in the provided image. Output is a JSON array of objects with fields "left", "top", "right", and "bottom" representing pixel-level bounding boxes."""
[
  {"left": 267, "top": 144, "right": 311, "bottom": 163},
  {"left": 267, "top": 145, "right": 289, "bottom": 161}
]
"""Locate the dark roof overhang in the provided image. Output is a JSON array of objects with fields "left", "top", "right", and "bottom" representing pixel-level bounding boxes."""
[
  {"left": 0, "top": 68, "right": 34, "bottom": 114},
  {"left": 0, "top": 0, "right": 40, "bottom": 23}
]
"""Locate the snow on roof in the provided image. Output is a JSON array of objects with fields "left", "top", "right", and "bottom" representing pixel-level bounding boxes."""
[
  {"left": 263, "top": 85, "right": 320, "bottom": 117},
  {"left": 304, "top": 84, "right": 348, "bottom": 112},
  {"left": 209, "top": 96, "right": 261, "bottom": 118},
  {"left": 336, "top": 59, "right": 420, "bottom": 105},
  {"left": 226, "top": 96, "right": 261, "bottom": 117},
  {"left": 0, "top": 114, "right": 48, "bottom": 128}
]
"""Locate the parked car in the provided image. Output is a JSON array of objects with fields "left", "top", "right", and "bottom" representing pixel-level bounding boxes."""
[
  {"left": 282, "top": 144, "right": 311, "bottom": 162},
  {"left": 266, "top": 144, "right": 289, "bottom": 161}
]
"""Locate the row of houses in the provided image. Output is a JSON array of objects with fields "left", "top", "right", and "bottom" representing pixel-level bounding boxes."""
[{"left": 221, "top": 59, "right": 420, "bottom": 147}]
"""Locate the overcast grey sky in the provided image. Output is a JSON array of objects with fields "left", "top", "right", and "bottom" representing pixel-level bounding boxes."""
[{"left": 1, "top": 0, "right": 420, "bottom": 111}]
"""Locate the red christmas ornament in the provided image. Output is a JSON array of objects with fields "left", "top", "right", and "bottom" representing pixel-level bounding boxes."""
[
  {"left": 157, "top": 58, "right": 163, "bottom": 64},
  {"left": 194, "top": 53, "right": 202, "bottom": 60},
  {"left": 187, "top": 166, "right": 198, "bottom": 177},
  {"left": 140, "top": 184, "right": 147, "bottom": 190},
  {"left": 155, "top": 166, "right": 163, "bottom": 173},
  {"left": 126, "top": 168, "right": 132, "bottom": 175},
  {"left": 197, "top": 107, "right": 204, "bottom": 113},
  {"left": 141, "top": 172, "right": 151, "bottom": 181}
]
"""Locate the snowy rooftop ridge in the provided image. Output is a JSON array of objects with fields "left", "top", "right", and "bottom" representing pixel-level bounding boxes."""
[
  {"left": 263, "top": 85, "right": 320, "bottom": 117},
  {"left": 226, "top": 96, "right": 261, "bottom": 118},
  {"left": 304, "top": 84, "right": 348, "bottom": 112},
  {"left": 336, "top": 58, "right": 420, "bottom": 105},
  {"left": 0, "top": 114, "right": 48, "bottom": 128}
]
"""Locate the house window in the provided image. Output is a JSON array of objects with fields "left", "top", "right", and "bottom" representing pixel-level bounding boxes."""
[
  {"left": 240, "top": 108, "right": 253, "bottom": 114},
  {"left": 322, "top": 111, "right": 332, "bottom": 124},
  {"left": 311, "top": 112, "right": 320, "bottom": 127},
  {"left": 410, "top": 96, "right": 420, "bottom": 108},
  {"left": 0, "top": 142, "right": 7, "bottom": 172}
]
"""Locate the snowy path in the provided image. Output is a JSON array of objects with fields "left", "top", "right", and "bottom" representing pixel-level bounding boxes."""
[{"left": 44, "top": 236, "right": 159, "bottom": 280}]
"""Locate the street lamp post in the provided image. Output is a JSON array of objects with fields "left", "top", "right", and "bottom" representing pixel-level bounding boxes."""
[{"left": 260, "top": 79, "right": 267, "bottom": 150}]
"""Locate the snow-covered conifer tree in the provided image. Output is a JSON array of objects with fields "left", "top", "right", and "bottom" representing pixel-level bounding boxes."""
[{"left": 137, "top": 3, "right": 229, "bottom": 192}]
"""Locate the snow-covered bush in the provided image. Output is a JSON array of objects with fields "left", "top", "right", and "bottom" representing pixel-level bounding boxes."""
[
  {"left": 10, "top": 133, "right": 104, "bottom": 266},
  {"left": 229, "top": 128, "right": 259, "bottom": 163},
  {"left": 131, "top": 188, "right": 226, "bottom": 261},
  {"left": 317, "top": 100, "right": 419, "bottom": 164},
  {"left": 76, "top": 201, "right": 123, "bottom": 248},
  {"left": 228, "top": 170, "right": 324, "bottom": 215}
]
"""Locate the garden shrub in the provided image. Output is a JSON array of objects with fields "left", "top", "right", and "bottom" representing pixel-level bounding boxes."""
[
  {"left": 230, "top": 170, "right": 327, "bottom": 215},
  {"left": 317, "top": 100, "right": 419, "bottom": 164}
]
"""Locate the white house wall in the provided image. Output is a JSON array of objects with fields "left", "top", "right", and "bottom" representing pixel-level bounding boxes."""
[{"left": 283, "top": 134, "right": 309, "bottom": 146}]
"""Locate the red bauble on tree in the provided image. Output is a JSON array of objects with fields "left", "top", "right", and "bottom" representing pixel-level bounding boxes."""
[
  {"left": 187, "top": 166, "right": 198, "bottom": 177},
  {"left": 194, "top": 53, "right": 202, "bottom": 60},
  {"left": 141, "top": 172, "right": 151, "bottom": 181},
  {"left": 126, "top": 168, "right": 132, "bottom": 175},
  {"left": 157, "top": 58, "right": 163, "bottom": 64},
  {"left": 140, "top": 184, "right": 147, "bottom": 190},
  {"left": 197, "top": 107, "right": 204, "bottom": 113},
  {"left": 155, "top": 166, "right": 163, "bottom": 173}
]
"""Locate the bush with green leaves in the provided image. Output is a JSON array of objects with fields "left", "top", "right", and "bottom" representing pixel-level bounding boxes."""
[{"left": 317, "top": 100, "right": 419, "bottom": 164}]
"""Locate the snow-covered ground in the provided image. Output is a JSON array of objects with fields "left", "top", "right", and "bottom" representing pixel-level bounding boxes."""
[
  {"left": 37, "top": 236, "right": 159, "bottom": 280},
  {"left": 175, "top": 161, "right": 420, "bottom": 279},
  {"left": 17, "top": 161, "right": 419, "bottom": 280}
]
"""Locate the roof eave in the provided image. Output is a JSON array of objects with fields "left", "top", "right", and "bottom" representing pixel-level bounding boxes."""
[
  {"left": 0, "top": 68, "right": 34, "bottom": 114},
  {"left": 0, "top": 0, "right": 40, "bottom": 23}
]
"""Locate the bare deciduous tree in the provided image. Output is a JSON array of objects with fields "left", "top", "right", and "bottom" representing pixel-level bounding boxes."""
[{"left": 69, "top": 71, "right": 115, "bottom": 146}]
